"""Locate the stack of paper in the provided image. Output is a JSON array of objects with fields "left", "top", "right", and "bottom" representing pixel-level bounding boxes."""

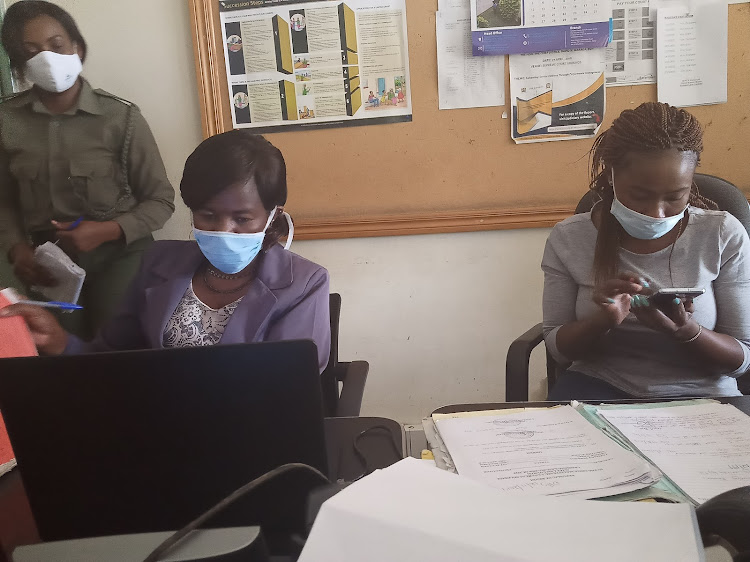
[
  {"left": 599, "top": 402, "right": 750, "bottom": 504},
  {"left": 32, "top": 242, "right": 85, "bottom": 304},
  {"left": 299, "top": 457, "right": 704, "bottom": 562},
  {"left": 433, "top": 406, "right": 660, "bottom": 499}
]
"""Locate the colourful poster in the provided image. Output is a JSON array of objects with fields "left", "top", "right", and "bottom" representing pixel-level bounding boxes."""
[
  {"left": 219, "top": 0, "right": 412, "bottom": 132},
  {"left": 509, "top": 48, "right": 606, "bottom": 143}
]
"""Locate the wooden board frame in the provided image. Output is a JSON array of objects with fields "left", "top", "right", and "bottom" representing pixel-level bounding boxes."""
[{"left": 189, "top": 0, "right": 750, "bottom": 240}]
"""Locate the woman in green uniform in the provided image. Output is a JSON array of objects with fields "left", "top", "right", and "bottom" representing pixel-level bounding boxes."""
[{"left": 0, "top": 1, "right": 175, "bottom": 338}]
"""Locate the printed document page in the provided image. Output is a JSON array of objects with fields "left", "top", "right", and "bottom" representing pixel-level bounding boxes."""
[
  {"left": 299, "top": 458, "right": 704, "bottom": 562},
  {"left": 437, "top": 10, "right": 505, "bottom": 110},
  {"left": 600, "top": 403, "right": 750, "bottom": 504},
  {"left": 434, "top": 405, "right": 657, "bottom": 498},
  {"left": 656, "top": 1, "right": 727, "bottom": 107}
]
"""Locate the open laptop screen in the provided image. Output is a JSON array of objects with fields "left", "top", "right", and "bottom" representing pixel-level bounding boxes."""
[{"left": 0, "top": 340, "right": 327, "bottom": 541}]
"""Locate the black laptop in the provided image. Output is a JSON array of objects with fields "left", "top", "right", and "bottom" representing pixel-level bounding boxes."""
[{"left": 0, "top": 340, "right": 327, "bottom": 543}]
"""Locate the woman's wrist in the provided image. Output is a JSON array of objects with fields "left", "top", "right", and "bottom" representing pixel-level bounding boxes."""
[
  {"left": 673, "top": 319, "right": 701, "bottom": 343},
  {"left": 589, "top": 308, "right": 617, "bottom": 333},
  {"left": 99, "top": 221, "right": 124, "bottom": 243}
]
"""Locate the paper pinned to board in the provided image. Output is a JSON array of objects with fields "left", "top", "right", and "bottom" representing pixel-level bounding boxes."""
[
  {"left": 599, "top": 403, "right": 750, "bottom": 504},
  {"left": 299, "top": 457, "right": 704, "bottom": 562},
  {"left": 509, "top": 48, "right": 606, "bottom": 143},
  {"left": 605, "top": 0, "right": 656, "bottom": 87},
  {"left": 436, "top": 10, "right": 505, "bottom": 110},
  {"left": 656, "top": 0, "right": 728, "bottom": 107},
  {"left": 32, "top": 242, "right": 85, "bottom": 304}
]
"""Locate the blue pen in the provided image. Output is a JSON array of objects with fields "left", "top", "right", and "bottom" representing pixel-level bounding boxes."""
[
  {"left": 65, "top": 216, "right": 84, "bottom": 231},
  {"left": 17, "top": 300, "right": 83, "bottom": 311}
]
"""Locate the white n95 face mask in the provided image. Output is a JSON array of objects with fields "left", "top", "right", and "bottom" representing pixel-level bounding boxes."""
[
  {"left": 609, "top": 168, "right": 687, "bottom": 240},
  {"left": 25, "top": 51, "right": 83, "bottom": 93}
]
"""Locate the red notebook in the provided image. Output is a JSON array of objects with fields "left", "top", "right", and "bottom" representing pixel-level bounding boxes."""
[
  {"left": 0, "top": 288, "right": 37, "bottom": 358},
  {"left": 0, "top": 288, "right": 36, "bottom": 477},
  {"left": 0, "top": 412, "right": 16, "bottom": 477}
]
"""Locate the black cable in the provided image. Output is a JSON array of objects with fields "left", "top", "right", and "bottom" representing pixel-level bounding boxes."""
[
  {"left": 142, "top": 463, "right": 329, "bottom": 562},
  {"left": 352, "top": 424, "right": 404, "bottom": 480}
]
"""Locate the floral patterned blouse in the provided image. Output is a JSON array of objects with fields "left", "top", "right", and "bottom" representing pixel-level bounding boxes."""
[{"left": 163, "top": 282, "right": 242, "bottom": 348}]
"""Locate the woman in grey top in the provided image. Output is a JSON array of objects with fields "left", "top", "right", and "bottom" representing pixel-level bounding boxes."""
[{"left": 542, "top": 103, "right": 750, "bottom": 399}]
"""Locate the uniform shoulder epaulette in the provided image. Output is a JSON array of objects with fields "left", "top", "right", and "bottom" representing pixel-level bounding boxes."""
[{"left": 93, "top": 89, "right": 137, "bottom": 108}]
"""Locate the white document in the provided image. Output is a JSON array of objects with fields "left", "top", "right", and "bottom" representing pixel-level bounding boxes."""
[
  {"left": 436, "top": 10, "right": 505, "bottom": 110},
  {"left": 656, "top": 1, "right": 727, "bottom": 107},
  {"left": 300, "top": 457, "right": 704, "bottom": 562},
  {"left": 438, "top": 0, "right": 469, "bottom": 11},
  {"left": 606, "top": 0, "right": 656, "bottom": 86},
  {"left": 600, "top": 403, "right": 750, "bottom": 505},
  {"left": 435, "top": 406, "right": 657, "bottom": 498},
  {"left": 509, "top": 48, "right": 606, "bottom": 143},
  {"left": 32, "top": 242, "right": 86, "bottom": 304}
]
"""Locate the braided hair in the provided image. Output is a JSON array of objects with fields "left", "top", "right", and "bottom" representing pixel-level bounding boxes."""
[{"left": 588, "top": 102, "right": 717, "bottom": 286}]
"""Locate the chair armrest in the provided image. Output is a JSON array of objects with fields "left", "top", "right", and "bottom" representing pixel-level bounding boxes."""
[
  {"left": 336, "top": 361, "right": 369, "bottom": 417},
  {"left": 737, "top": 371, "right": 750, "bottom": 396},
  {"left": 505, "top": 323, "right": 544, "bottom": 402}
]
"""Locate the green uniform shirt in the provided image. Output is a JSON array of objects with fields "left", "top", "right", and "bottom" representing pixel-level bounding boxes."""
[{"left": 0, "top": 78, "right": 175, "bottom": 249}]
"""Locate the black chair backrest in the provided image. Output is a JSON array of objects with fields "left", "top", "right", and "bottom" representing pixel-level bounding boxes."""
[
  {"left": 328, "top": 293, "right": 341, "bottom": 372},
  {"left": 320, "top": 294, "right": 342, "bottom": 417},
  {"left": 575, "top": 173, "right": 750, "bottom": 235}
]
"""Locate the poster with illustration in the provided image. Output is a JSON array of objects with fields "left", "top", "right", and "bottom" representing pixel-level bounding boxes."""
[
  {"left": 509, "top": 49, "right": 606, "bottom": 143},
  {"left": 219, "top": 0, "right": 412, "bottom": 132}
]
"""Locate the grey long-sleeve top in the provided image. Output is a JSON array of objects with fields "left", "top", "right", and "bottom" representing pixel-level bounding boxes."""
[{"left": 542, "top": 206, "right": 750, "bottom": 397}]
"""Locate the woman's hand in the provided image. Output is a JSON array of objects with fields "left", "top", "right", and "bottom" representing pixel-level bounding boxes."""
[
  {"left": 592, "top": 272, "right": 645, "bottom": 328},
  {"left": 8, "top": 243, "right": 57, "bottom": 287},
  {"left": 52, "top": 220, "right": 123, "bottom": 254},
  {"left": 630, "top": 296, "right": 700, "bottom": 341},
  {"left": 0, "top": 303, "right": 68, "bottom": 355}
]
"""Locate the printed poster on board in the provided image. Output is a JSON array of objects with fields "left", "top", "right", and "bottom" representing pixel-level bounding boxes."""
[
  {"left": 509, "top": 48, "right": 606, "bottom": 143},
  {"left": 219, "top": 0, "right": 412, "bottom": 132}
]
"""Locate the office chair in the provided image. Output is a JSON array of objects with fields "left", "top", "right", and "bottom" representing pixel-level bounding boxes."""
[
  {"left": 697, "top": 486, "right": 750, "bottom": 562},
  {"left": 320, "top": 293, "right": 369, "bottom": 417},
  {"left": 506, "top": 173, "right": 750, "bottom": 401}
]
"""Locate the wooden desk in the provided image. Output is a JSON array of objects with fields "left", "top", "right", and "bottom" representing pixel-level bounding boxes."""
[
  {"left": 0, "top": 416, "right": 403, "bottom": 562},
  {"left": 434, "top": 395, "right": 750, "bottom": 416}
]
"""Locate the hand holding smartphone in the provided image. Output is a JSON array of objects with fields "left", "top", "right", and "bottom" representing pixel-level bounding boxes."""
[{"left": 649, "top": 287, "right": 705, "bottom": 308}]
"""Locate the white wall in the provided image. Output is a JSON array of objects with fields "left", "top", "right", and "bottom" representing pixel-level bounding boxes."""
[{"left": 24, "top": 0, "right": 550, "bottom": 423}]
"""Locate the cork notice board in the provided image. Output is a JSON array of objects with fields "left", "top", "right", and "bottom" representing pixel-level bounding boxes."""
[{"left": 190, "top": 1, "right": 750, "bottom": 240}]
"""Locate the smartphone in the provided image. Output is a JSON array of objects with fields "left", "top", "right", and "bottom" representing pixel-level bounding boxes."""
[{"left": 650, "top": 287, "right": 705, "bottom": 307}]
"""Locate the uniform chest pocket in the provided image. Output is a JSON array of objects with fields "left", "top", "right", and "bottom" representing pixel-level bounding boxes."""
[
  {"left": 69, "top": 159, "right": 123, "bottom": 214},
  {"left": 8, "top": 157, "right": 41, "bottom": 211}
]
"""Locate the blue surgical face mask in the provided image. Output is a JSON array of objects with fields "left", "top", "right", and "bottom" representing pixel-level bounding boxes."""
[
  {"left": 609, "top": 169, "right": 686, "bottom": 240},
  {"left": 193, "top": 208, "right": 295, "bottom": 274}
]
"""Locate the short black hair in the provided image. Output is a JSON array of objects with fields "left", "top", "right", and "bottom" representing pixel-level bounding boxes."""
[
  {"left": 1, "top": 0, "right": 87, "bottom": 74},
  {"left": 181, "top": 131, "right": 290, "bottom": 248},
  {"left": 180, "top": 130, "right": 287, "bottom": 211}
]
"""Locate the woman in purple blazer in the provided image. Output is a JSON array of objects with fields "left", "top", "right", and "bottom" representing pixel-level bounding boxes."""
[{"left": 1, "top": 131, "right": 331, "bottom": 372}]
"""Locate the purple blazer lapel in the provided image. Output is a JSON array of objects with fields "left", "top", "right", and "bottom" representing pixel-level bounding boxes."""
[
  {"left": 219, "top": 279, "right": 277, "bottom": 345},
  {"left": 143, "top": 245, "right": 204, "bottom": 348},
  {"left": 220, "top": 245, "right": 293, "bottom": 345}
]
